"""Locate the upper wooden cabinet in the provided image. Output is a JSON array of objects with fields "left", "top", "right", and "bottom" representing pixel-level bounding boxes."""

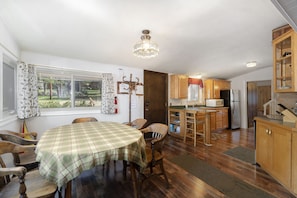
[
  {"left": 170, "top": 75, "right": 188, "bottom": 99},
  {"left": 204, "top": 79, "right": 230, "bottom": 99},
  {"left": 273, "top": 29, "right": 297, "bottom": 92}
]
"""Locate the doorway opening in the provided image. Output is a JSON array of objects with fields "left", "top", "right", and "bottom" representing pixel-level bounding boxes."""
[{"left": 247, "top": 80, "right": 271, "bottom": 128}]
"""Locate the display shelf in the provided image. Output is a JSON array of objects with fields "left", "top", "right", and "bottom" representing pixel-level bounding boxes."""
[{"left": 273, "top": 29, "right": 297, "bottom": 92}]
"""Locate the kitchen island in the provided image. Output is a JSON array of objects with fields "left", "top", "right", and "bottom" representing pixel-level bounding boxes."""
[{"left": 168, "top": 106, "right": 229, "bottom": 146}]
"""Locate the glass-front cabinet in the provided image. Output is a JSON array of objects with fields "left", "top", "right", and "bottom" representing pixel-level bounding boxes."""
[{"left": 273, "top": 29, "right": 297, "bottom": 92}]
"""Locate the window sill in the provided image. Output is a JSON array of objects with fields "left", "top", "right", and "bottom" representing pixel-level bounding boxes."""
[{"left": 40, "top": 108, "right": 101, "bottom": 117}]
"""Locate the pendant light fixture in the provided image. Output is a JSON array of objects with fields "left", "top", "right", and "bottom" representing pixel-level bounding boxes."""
[{"left": 133, "top": 29, "right": 159, "bottom": 59}]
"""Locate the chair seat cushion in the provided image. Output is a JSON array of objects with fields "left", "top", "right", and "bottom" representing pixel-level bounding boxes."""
[{"left": 0, "top": 169, "right": 57, "bottom": 198}]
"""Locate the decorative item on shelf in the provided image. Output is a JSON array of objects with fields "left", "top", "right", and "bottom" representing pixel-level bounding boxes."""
[
  {"left": 117, "top": 73, "right": 144, "bottom": 123},
  {"left": 282, "top": 51, "right": 292, "bottom": 57},
  {"left": 133, "top": 29, "right": 159, "bottom": 59}
]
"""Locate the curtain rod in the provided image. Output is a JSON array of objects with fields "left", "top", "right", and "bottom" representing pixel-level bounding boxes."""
[{"left": 30, "top": 63, "right": 68, "bottom": 70}]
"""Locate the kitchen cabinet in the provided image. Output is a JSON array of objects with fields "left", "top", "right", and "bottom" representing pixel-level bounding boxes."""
[
  {"left": 203, "top": 107, "right": 229, "bottom": 131},
  {"left": 222, "top": 109, "right": 228, "bottom": 128},
  {"left": 292, "top": 132, "right": 297, "bottom": 194},
  {"left": 255, "top": 118, "right": 292, "bottom": 189},
  {"left": 204, "top": 79, "right": 230, "bottom": 99},
  {"left": 170, "top": 75, "right": 188, "bottom": 99},
  {"left": 273, "top": 29, "right": 297, "bottom": 92},
  {"left": 168, "top": 108, "right": 185, "bottom": 138},
  {"left": 209, "top": 112, "right": 216, "bottom": 131},
  {"left": 168, "top": 107, "right": 228, "bottom": 140}
]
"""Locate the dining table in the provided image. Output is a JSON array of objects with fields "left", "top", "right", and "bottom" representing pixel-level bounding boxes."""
[{"left": 35, "top": 121, "right": 147, "bottom": 198}]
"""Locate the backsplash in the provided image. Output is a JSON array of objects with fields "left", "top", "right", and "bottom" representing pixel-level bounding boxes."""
[
  {"left": 275, "top": 92, "right": 297, "bottom": 112},
  {"left": 169, "top": 98, "right": 204, "bottom": 107}
]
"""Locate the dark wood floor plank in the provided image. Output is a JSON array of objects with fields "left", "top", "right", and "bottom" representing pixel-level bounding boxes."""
[{"left": 71, "top": 128, "right": 295, "bottom": 198}]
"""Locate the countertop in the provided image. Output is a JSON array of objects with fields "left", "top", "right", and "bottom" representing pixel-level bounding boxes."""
[
  {"left": 254, "top": 116, "right": 297, "bottom": 131},
  {"left": 169, "top": 106, "right": 229, "bottom": 110}
]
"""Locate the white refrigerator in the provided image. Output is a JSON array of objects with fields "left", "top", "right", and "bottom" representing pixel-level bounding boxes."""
[{"left": 220, "top": 89, "right": 241, "bottom": 129}]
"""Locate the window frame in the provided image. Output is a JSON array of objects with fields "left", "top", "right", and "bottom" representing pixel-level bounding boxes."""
[
  {"left": 36, "top": 66, "right": 103, "bottom": 114},
  {"left": 0, "top": 54, "right": 17, "bottom": 120}
]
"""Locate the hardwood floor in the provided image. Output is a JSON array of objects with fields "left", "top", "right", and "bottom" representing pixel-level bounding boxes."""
[{"left": 71, "top": 128, "right": 296, "bottom": 198}]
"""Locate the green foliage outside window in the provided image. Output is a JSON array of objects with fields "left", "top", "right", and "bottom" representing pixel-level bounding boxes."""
[{"left": 37, "top": 71, "right": 102, "bottom": 109}]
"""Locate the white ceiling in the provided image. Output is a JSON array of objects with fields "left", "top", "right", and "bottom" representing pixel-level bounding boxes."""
[{"left": 0, "top": 0, "right": 289, "bottom": 79}]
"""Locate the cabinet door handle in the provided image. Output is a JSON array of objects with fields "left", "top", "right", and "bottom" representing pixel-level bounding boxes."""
[
  {"left": 265, "top": 129, "right": 269, "bottom": 134},
  {"left": 268, "top": 130, "right": 272, "bottom": 135}
]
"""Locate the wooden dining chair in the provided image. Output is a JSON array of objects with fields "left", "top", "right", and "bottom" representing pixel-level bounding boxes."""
[
  {"left": 124, "top": 118, "right": 147, "bottom": 130},
  {"left": 136, "top": 123, "right": 170, "bottom": 196},
  {"left": 131, "top": 118, "right": 147, "bottom": 130},
  {"left": 0, "top": 141, "right": 57, "bottom": 198},
  {"left": 4, "top": 130, "right": 38, "bottom": 140},
  {"left": 0, "top": 131, "right": 39, "bottom": 171},
  {"left": 72, "top": 117, "right": 98, "bottom": 123}
]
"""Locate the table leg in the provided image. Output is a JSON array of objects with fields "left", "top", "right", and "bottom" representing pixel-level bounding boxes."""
[
  {"left": 130, "top": 163, "right": 139, "bottom": 198},
  {"left": 65, "top": 181, "right": 72, "bottom": 198},
  {"left": 204, "top": 113, "right": 213, "bottom": 146}
]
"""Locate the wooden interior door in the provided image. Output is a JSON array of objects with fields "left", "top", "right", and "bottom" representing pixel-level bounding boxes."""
[
  {"left": 247, "top": 82, "right": 257, "bottom": 128},
  {"left": 247, "top": 80, "right": 271, "bottom": 128},
  {"left": 144, "top": 70, "right": 168, "bottom": 127},
  {"left": 257, "top": 85, "right": 271, "bottom": 116}
]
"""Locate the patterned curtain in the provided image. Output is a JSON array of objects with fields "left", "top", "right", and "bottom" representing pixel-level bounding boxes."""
[
  {"left": 17, "top": 62, "right": 40, "bottom": 119},
  {"left": 101, "top": 73, "right": 116, "bottom": 114}
]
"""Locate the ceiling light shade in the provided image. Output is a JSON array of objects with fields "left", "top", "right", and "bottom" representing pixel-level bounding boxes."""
[
  {"left": 133, "top": 30, "right": 159, "bottom": 59},
  {"left": 246, "top": 61, "right": 257, "bottom": 67}
]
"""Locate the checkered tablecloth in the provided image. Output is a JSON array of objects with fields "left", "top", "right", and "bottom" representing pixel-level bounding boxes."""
[{"left": 35, "top": 121, "right": 147, "bottom": 188}]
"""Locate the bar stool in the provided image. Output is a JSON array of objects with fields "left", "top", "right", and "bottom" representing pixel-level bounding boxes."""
[{"left": 184, "top": 110, "right": 206, "bottom": 147}]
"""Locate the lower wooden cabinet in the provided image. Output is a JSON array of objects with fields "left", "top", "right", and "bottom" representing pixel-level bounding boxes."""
[
  {"left": 255, "top": 118, "right": 293, "bottom": 193},
  {"left": 204, "top": 107, "right": 229, "bottom": 131},
  {"left": 209, "top": 112, "right": 216, "bottom": 131},
  {"left": 292, "top": 132, "right": 297, "bottom": 194},
  {"left": 256, "top": 121, "right": 272, "bottom": 170},
  {"left": 222, "top": 109, "right": 228, "bottom": 128},
  {"left": 168, "top": 107, "right": 228, "bottom": 139},
  {"left": 270, "top": 125, "right": 291, "bottom": 187}
]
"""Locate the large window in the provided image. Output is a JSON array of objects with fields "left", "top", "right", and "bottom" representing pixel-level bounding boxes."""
[
  {"left": 37, "top": 67, "right": 102, "bottom": 109},
  {"left": 2, "top": 55, "right": 16, "bottom": 117}
]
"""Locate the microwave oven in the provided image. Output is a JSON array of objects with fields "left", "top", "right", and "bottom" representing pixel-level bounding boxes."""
[{"left": 205, "top": 99, "right": 224, "bottom": 107}]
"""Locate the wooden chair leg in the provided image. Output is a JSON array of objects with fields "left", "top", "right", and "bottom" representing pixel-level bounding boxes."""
[
  {"left": 123, "top": 160, "right": 128, "bottom": 179},
  {"left": 159, "top": 160, "right": 169, "bottom": 188},
  {"left": 150, "top": 164, "right": 153, "bottom": 174}
]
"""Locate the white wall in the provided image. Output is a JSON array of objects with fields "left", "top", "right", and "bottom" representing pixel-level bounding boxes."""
[
  {"left": 0, "top": 19, "right": 21, "bottom": 131},
  {"left": 229, "top": 67, "right": 273, "bottom": 129},
  {"left": 21, "top": 51, "right": 144, "bottom": 136},
  {"left": 0, "top": 21, "right": 20, "bottom": 58}
]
